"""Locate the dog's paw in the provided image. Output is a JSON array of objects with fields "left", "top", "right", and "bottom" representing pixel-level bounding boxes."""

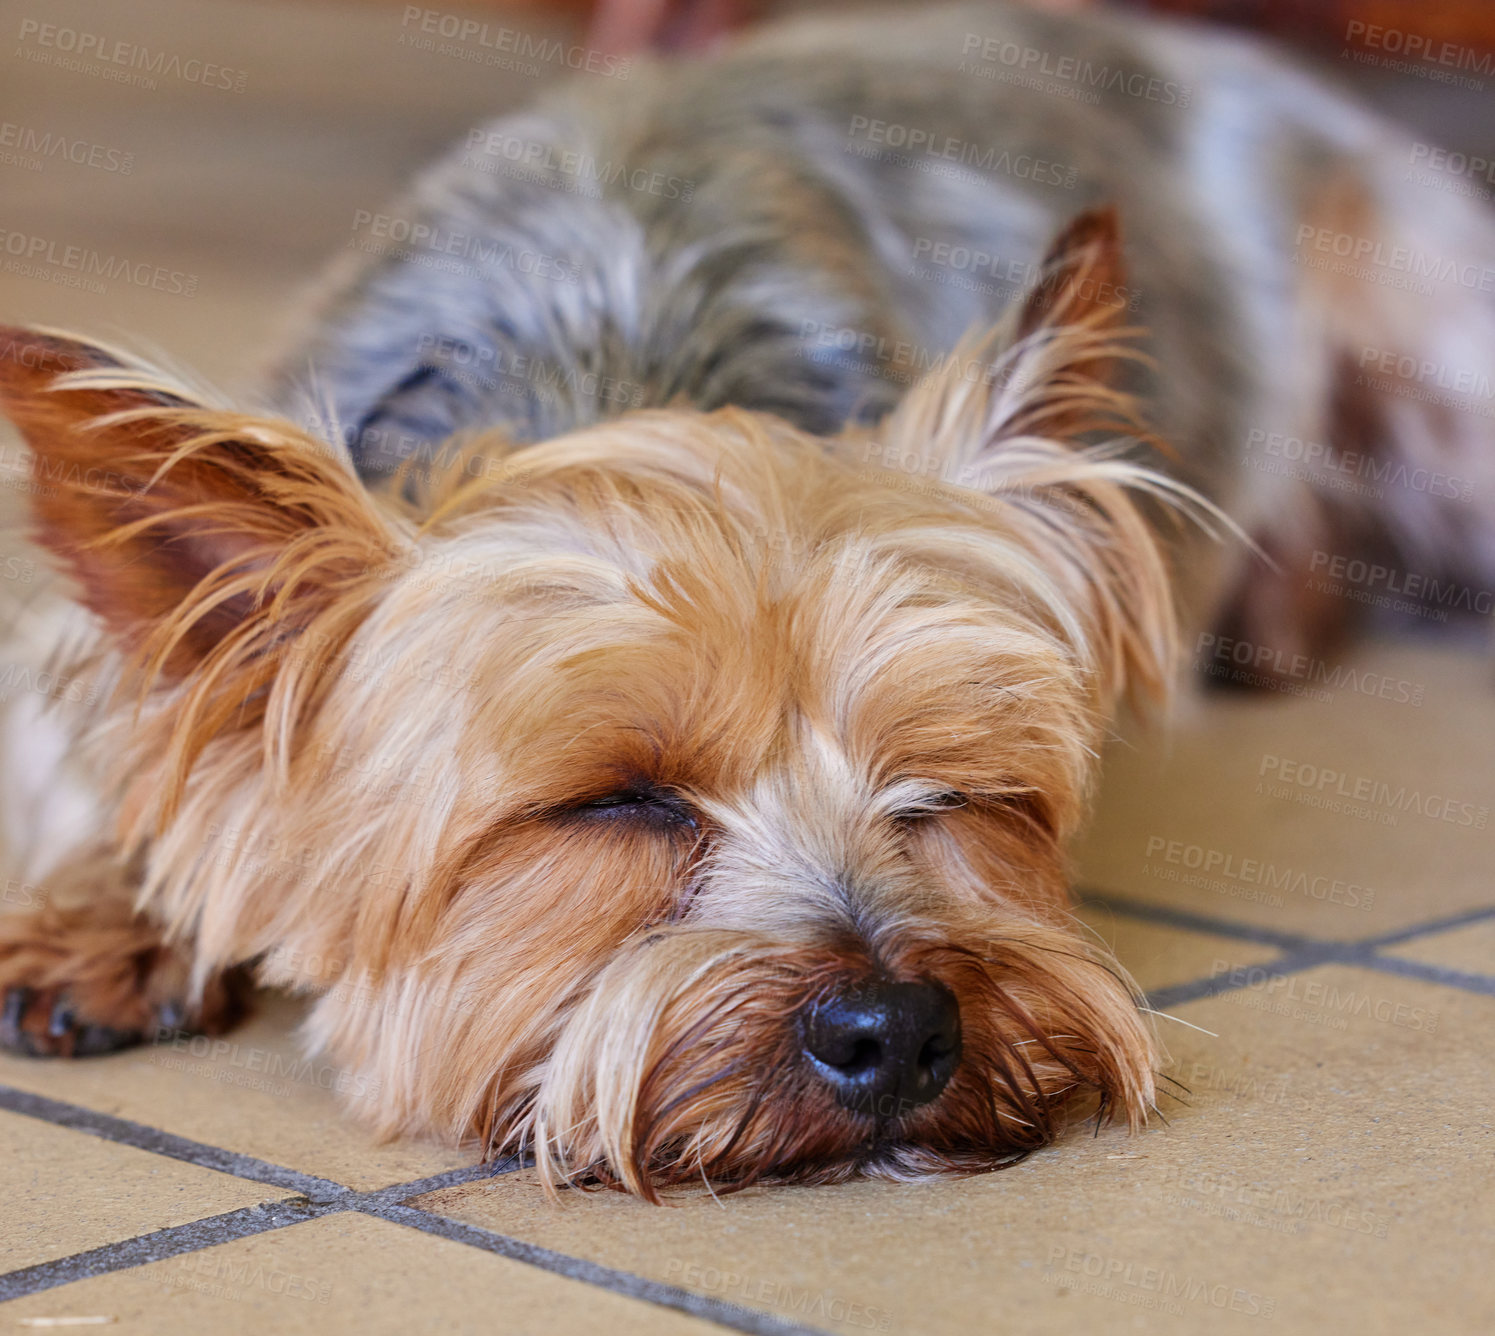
[
  {"left": 0, "top": 892, "right": 248, "bottom": 1059},
  {"left": 0, "top": 983, "right": 181, "bottom": 1057}
]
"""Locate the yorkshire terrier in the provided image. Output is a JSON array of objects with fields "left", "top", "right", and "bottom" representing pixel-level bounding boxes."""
[{"left": 0, "top": 1, "right": 1491, "bottom": 1199}]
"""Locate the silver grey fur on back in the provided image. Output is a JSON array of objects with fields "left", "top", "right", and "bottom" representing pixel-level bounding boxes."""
[{"left": 265, "top": 0, "right": 1495, "bottom": 594}]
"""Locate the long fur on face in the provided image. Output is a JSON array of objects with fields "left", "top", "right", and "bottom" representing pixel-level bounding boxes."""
[{"left": 0, "top": 212, "right": 1195, "bottom": 1196}]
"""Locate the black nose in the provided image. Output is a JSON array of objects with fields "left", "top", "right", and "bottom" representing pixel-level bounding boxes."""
[{"left": 800, "top": 978, "right": 961, "bottom": 1118}]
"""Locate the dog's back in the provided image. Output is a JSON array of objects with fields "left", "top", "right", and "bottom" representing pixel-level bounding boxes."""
[{"left": 267, "top": 0, "right": 1495, "bottom": 652}]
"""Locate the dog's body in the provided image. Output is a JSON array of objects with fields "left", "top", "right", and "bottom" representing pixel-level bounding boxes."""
[
  {"left": 0, "top": 2, "right": 1491, "bottom": 1197},
  {"left": 271, "top": 0, "right": 1495, "bottom": 639}
]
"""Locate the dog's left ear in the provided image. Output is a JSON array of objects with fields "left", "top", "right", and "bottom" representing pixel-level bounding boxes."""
[
  {"left": 0, "top": 327, "right": 404, "bottom": 680},
  {"left": 871, "top": 207, "right": 1179, "bottom": 706}
]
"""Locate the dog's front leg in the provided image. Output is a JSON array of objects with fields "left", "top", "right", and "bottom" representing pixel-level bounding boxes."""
[{"left": 0, "top": 843, "right": 248, "bottom": 1057}]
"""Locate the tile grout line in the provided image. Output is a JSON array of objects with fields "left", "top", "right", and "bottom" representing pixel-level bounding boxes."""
[
  {"left": 1142, "top": 938, "right": 1495, "bottom": 1010},
  {"left": 1079, "top": 889, "right": 1326, "bottom": 951},
  {"left": 1143, "top": 943, "right": 1347, "bottom": 1011},
  {"left": 1360, "top": 902, "right": 1495, "bottom": 949},
  {"left": 1086, "top": 888, "right": 1495, "bottom": 998},
  {"left": 1346, "top": 952, "right": 1495, "bottom": 996},
  {"left": 1083, "top": 886, "right": 1495, "bottom": 953},
  {"left": 0, "top": 1085, "right": 346, "bottom": 1200},
  {"left": 0, "top": 1087, "right": 831, "bottom": 1334},
  {"left": 0, "top": 1200, "right": 338, "bottom": 1302},
  {"left": 0, "top": 1198, "right": 831, "bottom": 1335},
  {"left": 366, "top": 1202, "right": 834, "bottom": 1336},
  {"left": 355, "top": 1157, "right": 526, "bottom": 1209}
]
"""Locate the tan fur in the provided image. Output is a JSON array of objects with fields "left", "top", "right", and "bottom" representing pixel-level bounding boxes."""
[
  {"left": 0, "top": 214, "right": 1191, "bottom": 1195},
  {"left": 0, "top": 843, "right": 247, "bottom": 1053}
]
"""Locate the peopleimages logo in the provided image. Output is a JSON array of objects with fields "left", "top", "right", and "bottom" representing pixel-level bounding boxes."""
[
  {"left": 664, "top": 1260, "right": 894, "bottom": 1330},
  {"left": 153, "top": 1029, "right": 383, "bottom": 1099},
  {"left": 0, "top": 121, "right": 135, "bottom": 174},
  {"left": 1243, "top": 425, "right": 1474, "bottom": 502},
  {"left": 1044, "top": 1248, "right": 1275, "bottom": 1319},
  {"left": 347, "top": 210, "right": 582, "bottom": 284},
  {"left": 1358, "top": 345, "right": 1495, "bottom": 401},
  {"left": 957, "top": 34, "right": 1191, "bottom": 106},
  {"left": 1258, "top": 754, "right": 1489, "bottom": 830},
  {"left": 166, "top": 1253, "right": 332, "bottom": 1304},
  {"left": 846, "top": 115, "right": 1078, "bottom": 189},
  {"left": 462, "top": 129, "right": 695, "bottom": 202},
  {"left": 1195, "top": 631, "right": 1424, "bottom": 707},
  {"left": 1209, "top": 962, "right": 1439, "bottom": 1034},
  {"left": 1158, "top": 1165, "right": 1392, "bottom": 1238},
  {"left": 1144, "top": 835, "right": 1375, "bottom": 910},
  {"left": 1344, "top": 19, "right": 1494, "bottom": 77},
  {"left": 911, "top": 236, "right": 1138, "bottom": 308},
  {"left": 2, "top": 876, "right": 48, "bottom": 910},
  {"left": 0, "top": 228, "right": 198, "bottom": 295},
  {"left": 15, "top": 19, "right": 248, "bottom": 91},
  {"left": 398, "top": 6, "right": 630, "bottom": 79},
  {"left": 1295, "top": 224, "right": 1495, "bottom": 292},
  {"left": 1409, "top": 142, "right": 1495, "bottom": 187},
  {"left": 1161, "top": 1059, "right": 1290, "bottom": 1106},
  {"left": 1307, "top": 550, "right": 1494, "bottom": 618}
]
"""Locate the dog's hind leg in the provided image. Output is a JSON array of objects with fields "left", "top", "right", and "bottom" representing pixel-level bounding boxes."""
[
  {"left": 1287, "top": 155, "right": 1495, "bottom": 610},
  {"left": 1207, "top": 110, "right": 1495, "bottom": 671},
  {"left": 0, "top": 844, "right": 249, "bottom": 1057}
]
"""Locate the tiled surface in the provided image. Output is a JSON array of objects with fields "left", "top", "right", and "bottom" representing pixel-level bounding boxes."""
[
  {"left": 1382, "top": 919, "right": 1495, "bottom": 977},
  {"left": 0, "top": 1110, "right": 289, "bottom": 1272},
  {"left": 1, "top": 1212, "right": 723, "bottom": 1334},
  {"left": 0, "top": 995, "right": 467, "bottom": 1193},
  {"left": 2, "top": 0, "right": 1493, "bottom": 1333},
  {"left": 1076, "top": 642, "right": 1495, "bottom": 937},
  {"left": 1073, "top": 906, "right": 1276, "bottom": 994},
  {"left": 411, "top": 969, "right": 1495, "bottom": 1336}
]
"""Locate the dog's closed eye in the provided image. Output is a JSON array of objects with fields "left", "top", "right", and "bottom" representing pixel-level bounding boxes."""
[
  {"left": 890, "top": 788, "right": 1054, "bottom": 837},
  {"left": 563, "top": 787, "right": 698, "bottom": 831},
  {"left": 890, "top": 791, "right": 968, "bottom": 821}
]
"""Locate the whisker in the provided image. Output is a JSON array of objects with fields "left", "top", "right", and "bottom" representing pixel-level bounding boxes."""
[{"left": 1138, "top": 1008, "right": 1218, "bottom": 1037}]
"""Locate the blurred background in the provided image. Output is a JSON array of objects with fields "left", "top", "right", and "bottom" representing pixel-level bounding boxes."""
[{"left": 2, "top": 0, "right": 1492, "bottom": 391}]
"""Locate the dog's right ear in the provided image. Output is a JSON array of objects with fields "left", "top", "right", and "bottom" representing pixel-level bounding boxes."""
[
  {"left": 0, "top": 327, "right": 404, "bottom": 679},
  {"left": 866, "top": 210, "right": 1184, "bottom": 709},
  {"left": 877, "top": 206, "right": 1146, "bottom": 482}
]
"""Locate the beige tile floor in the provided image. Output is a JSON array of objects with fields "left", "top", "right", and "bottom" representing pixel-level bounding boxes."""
[{"left": 1, "top": 1, "right": 1492, "bottom": 1332}]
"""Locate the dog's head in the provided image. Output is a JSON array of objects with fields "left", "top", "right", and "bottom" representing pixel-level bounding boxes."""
[{"left": 0, "top": 210, "right": 1186, "bottom": 1197}]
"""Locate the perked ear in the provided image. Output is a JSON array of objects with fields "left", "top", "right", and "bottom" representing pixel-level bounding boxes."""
[
  {"left": 0, "top": 327, "right": 404, "bottom": 680},
  {"left": 874, "top": 207, "right": 1196, "bottom": 706},
  {"left": 881, "top": 205, "right": 1149, "bottom": 480}
]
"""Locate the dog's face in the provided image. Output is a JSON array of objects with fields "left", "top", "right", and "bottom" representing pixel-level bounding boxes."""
[{"left": 0, "top": 212, "right": 1181, "bottom": 1195}]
